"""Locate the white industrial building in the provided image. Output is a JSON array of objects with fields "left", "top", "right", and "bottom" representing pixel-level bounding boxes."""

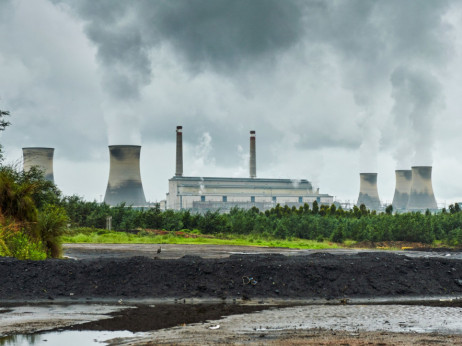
[{"left": 166, "top": 127, "right": 333, "bottom": 212}]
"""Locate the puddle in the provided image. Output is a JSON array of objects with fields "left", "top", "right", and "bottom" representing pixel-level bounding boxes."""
[
  {"left": 2, "top": 300, "right": 462, "bottom": 345},
  {"left": 0, "top": 330, "right": 137, "bottom": 346}
]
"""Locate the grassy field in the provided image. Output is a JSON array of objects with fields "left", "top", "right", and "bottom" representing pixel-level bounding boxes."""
[
  {"left": 61, "top": 229, "right": 454, "bottom": 250},
  {"left": 61, "top": 229, "right": 340, "bottom": 250}
]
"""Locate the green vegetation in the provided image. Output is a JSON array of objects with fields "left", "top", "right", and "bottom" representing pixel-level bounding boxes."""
[
  {"left": 58, "top": 200, "right": 462, "bottom": 247},
  {"left": 62, "top": 228, "right": 339, "bottom": 249},
  {"left": 0, "top": 108, "right": 67, "bottom": 259}
]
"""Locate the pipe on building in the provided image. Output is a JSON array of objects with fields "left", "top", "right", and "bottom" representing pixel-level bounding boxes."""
[
  {"left": 176, "top": 126, "right": 183, "bottom": 177},
  {"left": 22, "top": 147, "right": 55, "bottom": 182},
  {"left": 104, "top": 145, "right": 147, "bottom": 206},
  {"left": 392, "top": 169, "right": 412, "bottom": 210},
  {"left": 406, "top": 166, "right": 437, "bottom": 211},
  {"left": 356, "top": 173, "right": 381, "bottom": 210},
  {"left": 250, "top": 130, "right": 256, "bottom": 178}
]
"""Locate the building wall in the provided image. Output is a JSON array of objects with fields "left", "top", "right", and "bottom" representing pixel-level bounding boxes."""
[{"left": 167, "top": 176, "right": 333, "bottom": 212}]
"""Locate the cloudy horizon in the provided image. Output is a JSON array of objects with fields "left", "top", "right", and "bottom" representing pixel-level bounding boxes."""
[{"left": 1, "top": 0, "right": 462, "bottom": 206}]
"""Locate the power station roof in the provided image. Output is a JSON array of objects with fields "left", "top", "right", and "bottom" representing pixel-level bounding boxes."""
[{"left": 170, "top": 175, "right": 311, "bottom": 184}]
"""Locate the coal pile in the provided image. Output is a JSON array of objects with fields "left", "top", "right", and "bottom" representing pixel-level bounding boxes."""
[{"left": 1, "top": 252, "right": 462, "bottom": 300}]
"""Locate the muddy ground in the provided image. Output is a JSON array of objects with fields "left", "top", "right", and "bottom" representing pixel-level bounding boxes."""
[
  {"left": 2, "top": 246, "right": 462, "bottom": 345},
  {"left": 1, "top": 251, "right": 462, "bottom": 301}
]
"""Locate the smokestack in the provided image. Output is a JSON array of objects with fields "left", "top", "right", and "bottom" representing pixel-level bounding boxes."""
[
  {"left": 406, "top": 166, "right": 437, "bottom": 211},
  {"left": 176, "top": 126, "right": 183, "bottom": 177},
  {"left": 22, "top": 147, "right": 55, "bottom": 182},
  {"left": 357, "top": 173, "right": 381, "bottom": 210},
  {"left": 392, "top": 170, "right": 412, "bottom": 210},
  {"left": 104, "top": 145, "right": 146, "bottom": 206},
  {"left": 249, "top": 130, "right": 256, "bottom": 178}
]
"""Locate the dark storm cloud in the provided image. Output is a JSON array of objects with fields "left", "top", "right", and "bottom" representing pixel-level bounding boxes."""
[
  {"left": 56, "top": 0, "right": 308, "bottom": 99},
  {"left": 53, "top": 0, "right": 452, "bottom": 160},
  {"left": 140, "top": 0, "right": 307, "bottom": 73}
]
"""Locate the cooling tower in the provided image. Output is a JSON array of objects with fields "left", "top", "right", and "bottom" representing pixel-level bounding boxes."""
[
  {"left": 356, "top": 173, "right": 381, "bottom": 210},
  {"left": 392, "top": 169, "right": 412, "bottom": 210},
  {"left": 22, "top": 147, "right": 55, "bottom": 182},
  {"left": 176, "top": 126, "right": 183, "bottom": 177},
  {"left": 250, "top": 130, "right": 256, "bottom": 178},
  {"left": 406, "top": 166, "right": 437, "bottom": 211},
  {"left": 104, "top": 145, "right": 146, "bottom": 206}
]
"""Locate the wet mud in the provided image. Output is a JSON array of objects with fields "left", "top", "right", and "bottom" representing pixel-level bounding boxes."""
[
  {"left": 65, "top": 303, "right": 279, "bottom": 333},
  {"left": 2, "top": 246, "right": 462, "bottom": 344}
]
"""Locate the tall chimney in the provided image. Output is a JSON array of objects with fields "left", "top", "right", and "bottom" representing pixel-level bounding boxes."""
[
  {"left": 392, "top": 169, "right": 412, "bottom": 211},
  {"left": 406, "top": 166, "right": 437, "bottom": 211},
  {"left": 356, "top": 173, "right": 381, "bottom": 210},
  {"left": 22, "top": 147, "right": 55, "bottom": 182},
  {"left": 176, "top": 126, "right": 183, "bottom": 177},
  {"left": 104, "top": 145, "right": 146, "bottom": 206},
  {"left": 249, "top": 130, "right": 256, "bottom": 178}
]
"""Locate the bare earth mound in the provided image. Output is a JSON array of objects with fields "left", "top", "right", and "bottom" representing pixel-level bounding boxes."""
[{"left": 1, "top": 252, "right": 462, "bottom": 300}]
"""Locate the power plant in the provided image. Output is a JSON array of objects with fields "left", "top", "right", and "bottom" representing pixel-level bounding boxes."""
[
  {"left": 392, "top": 169, "right": 412, "bottom": 211},
  {"left": 18, "top": 135, "right": 442, "bottom": 213},
  {"left": 356, "top": 173, "right": 381, "bottom": 210},
  {"left": 167, "top": 128, "right": 333, "bottom": 212},
  {"left": 406, "top": 166, "right": 438, "bottom": 211},
  {"left": 104, "top": 145, "right": 147, "bottom": 207},
  {"left": 22, "top": 147, "right": 55, "bottom": 182}
]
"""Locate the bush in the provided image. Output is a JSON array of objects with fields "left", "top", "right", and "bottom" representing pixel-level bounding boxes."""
[{"left": 37, "top": 204, "right": 68, "bottom": 257}]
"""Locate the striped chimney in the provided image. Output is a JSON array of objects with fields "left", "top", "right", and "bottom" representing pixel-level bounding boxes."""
[
  {"left": 176, "top": 126, "right": 183, "bottom": 177},
  {"left": 249, "top": 130, "right": 256, "bottom": 178}
]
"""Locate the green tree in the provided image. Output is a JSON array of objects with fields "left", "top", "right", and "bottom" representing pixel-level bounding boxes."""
[
  {"left": 385, "top": 204, "right": 393, "bottom": 215},
  {"left": 312, "top": 200, "right": 319, "bottom": 215}
]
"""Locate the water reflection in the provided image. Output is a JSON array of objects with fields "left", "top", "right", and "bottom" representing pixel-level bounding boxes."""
[{"left": 0, "top": 331, "right": 135, "bottom": 346}]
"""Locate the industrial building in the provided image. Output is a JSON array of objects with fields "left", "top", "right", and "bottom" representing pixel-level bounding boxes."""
[
  {"left": 166, "top": 127, "right": 333, "bottom": 212},
  {"left": 357, "top": 166, "right": 439, "bottom": 212},
  {"left": 22, "top": 147, "right": 55, "bottom": 182}
]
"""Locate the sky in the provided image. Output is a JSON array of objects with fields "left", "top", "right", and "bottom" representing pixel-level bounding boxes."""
[{"left": 1, "top": 0, "right": 462, "bottom": 206}]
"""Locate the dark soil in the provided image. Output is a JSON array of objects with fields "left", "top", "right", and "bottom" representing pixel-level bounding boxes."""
[{"left": 1, "top": 252, "right": 462, "bottom": 301}]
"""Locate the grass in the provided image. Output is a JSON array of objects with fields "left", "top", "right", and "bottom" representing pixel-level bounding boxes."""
[{"left": 61, "top": 229, "right": 340, "bottom": 250}]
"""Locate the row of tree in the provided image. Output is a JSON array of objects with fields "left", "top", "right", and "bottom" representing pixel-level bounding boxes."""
[{"left": 59, "top": 196, "right": 462, "bottom": 245}]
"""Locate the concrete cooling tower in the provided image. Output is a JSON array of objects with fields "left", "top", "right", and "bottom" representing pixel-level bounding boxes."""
[
  {"left": 250, "top": 130, "right": 256, "bottom": 178},
  {"left": 356, "top": 173, "right": 381, "bottom": 210},
  {"left": 392, "top": 169, "right": 412, "bottom": 211},
  {"left": 22, "top": 147, "right": 55, "bottom": 182},
  {"left": 406, "top": 166, "right": 437, "bottom": 211},
  {"left": 104, "top": 145, "right": 146, "bottom": 206}
]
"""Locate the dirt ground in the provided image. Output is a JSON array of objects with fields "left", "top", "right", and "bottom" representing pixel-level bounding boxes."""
[
  {"left": 62, "top": 243, "right": 462, "bottom": 261},
  {"left": 2, "top": 245, "right": 462, "bottom": 345},
  {"left": 124, "top": 329, "right": 462, "bottom": 345}
]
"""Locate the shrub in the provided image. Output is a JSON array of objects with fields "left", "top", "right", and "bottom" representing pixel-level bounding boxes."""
[{"left": 37, "top": 204, "right": 68, "bottom": 257}]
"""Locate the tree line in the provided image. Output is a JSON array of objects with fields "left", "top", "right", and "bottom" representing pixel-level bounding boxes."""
[{"left": 60, "top": 196, "right": 462, "bottom": 246}]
